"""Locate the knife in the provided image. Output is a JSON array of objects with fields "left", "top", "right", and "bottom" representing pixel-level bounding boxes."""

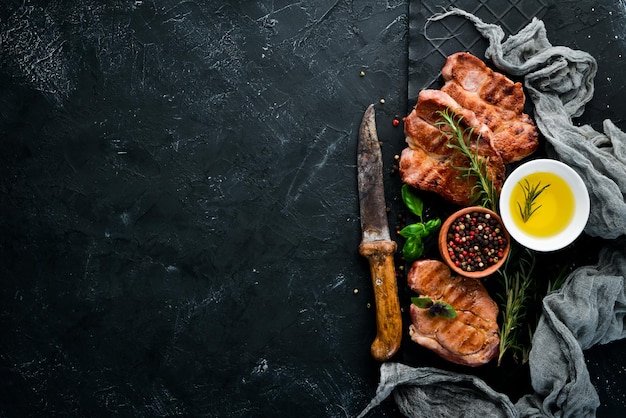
[{"left": 357, "top": 104, "right": 402, "bottom": 362}]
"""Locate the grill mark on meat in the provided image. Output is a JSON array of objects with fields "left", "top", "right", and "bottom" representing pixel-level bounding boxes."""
[
  {"left": 407, "top": 259, "right": 499, "bottom": 367},
  {"left": 400, "top": 53, "right": 539, "bottom": 205},
  {"left": 441, "top": 52, "right": 539, "bottom": 163},
  {"left": 400, "top": 89, "right": 506, "bottom": 206}
]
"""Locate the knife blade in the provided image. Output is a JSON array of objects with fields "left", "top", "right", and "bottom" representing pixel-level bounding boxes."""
[{"left": 357, "top": 104, "right": 402, "bottom": 362}]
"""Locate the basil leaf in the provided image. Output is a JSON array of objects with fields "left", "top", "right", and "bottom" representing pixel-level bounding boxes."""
[
  {"left": 423, "top": 218, "right": 442, "bottom": 236},
  {"left": 412, "top": 298, "right": 457, "bottom": 319},
  {"left": 402, "top": 236, "right": 424, "bottom": 262},
  {"left": 399, "top": 223, "right": 426, "bottom": 238},
  {"left": 402, "top": 236, "right": 418, "bottom": 259},
  {"left": 429, "top": 301, "right": 457, "bottom": 319},
  {"left": 411, "top": 297, "right": 433, "bottom": 309},
  {"left": 401, "top": 184, "right": 423, "bottom": 218}
]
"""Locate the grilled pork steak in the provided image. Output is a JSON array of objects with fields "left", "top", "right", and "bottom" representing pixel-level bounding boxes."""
[
  {"left": 441, "top": 52, "right": 539, "bottom": 163},
  {"left": 400, "top": 89, "right": 506, "bottom": 206},
  {"left": 407, "top": 259, "right": 499, "bottom": 367},
  {"left": 400, "top": 53, "right": 538, "bottom": 205}
]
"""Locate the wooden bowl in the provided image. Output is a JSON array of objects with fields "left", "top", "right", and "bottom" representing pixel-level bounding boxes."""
[{"left": 438, "top": 206, "right": 511, "bottom": 279}]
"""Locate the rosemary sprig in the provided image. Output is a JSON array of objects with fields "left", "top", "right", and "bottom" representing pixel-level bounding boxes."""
[
  {"left": 496, "top": 248, "right": 536, "bottom": 366},
  {"left": 546, "top": 266, "right": 569, "bottom": 294},
  {"left": 495, "top": 248, "right": 573, "bottom": 365},
  {"left": 517, "top": 179, "right": 551, "bottom": 222},
  {"left": 435, "top": 108, "right": 498, "bottom": 211}
]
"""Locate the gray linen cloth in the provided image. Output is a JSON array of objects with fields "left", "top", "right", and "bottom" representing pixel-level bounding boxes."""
[{"left": 358, "top": 8, "right": 626, "bottom": 418}]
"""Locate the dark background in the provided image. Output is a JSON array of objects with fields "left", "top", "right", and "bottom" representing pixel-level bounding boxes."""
[{"left": 1, "top": 1, "right": 624, "bottom": 417}]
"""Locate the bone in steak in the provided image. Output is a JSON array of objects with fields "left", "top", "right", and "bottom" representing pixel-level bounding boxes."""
[
  {"left": 441, "top": 52, "right": 539, "bottom": 163},
  {"left": 407, "top": 259, "right": 499, "bottom": 367},
  {"left": 400, "top": 89, "right": 506, "bottom": 206}
]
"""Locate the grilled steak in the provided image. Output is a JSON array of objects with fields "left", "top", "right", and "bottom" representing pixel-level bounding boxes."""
[
  {"left": 441, "top": 52, "right": 539, "bottom": 163},
  {"left": 400, "top": 89, "right": 506, "bottom": 206},
  {"left": 407, "top": 259, "right": 499, "bottom": 367},
  {"left": 400, "top": 52, "right": 538, "bottom": 205}
]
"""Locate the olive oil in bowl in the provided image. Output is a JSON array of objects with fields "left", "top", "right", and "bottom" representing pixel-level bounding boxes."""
[
  {"left": 499, "top": 159, "right": 590, "bottom": 252},
  {"left": 509, "top": 171, "right": 575, "bottom": 237}
]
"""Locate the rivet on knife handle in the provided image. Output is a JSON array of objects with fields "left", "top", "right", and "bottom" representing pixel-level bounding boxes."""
[{"left": 357, "top": 104, "right": 402, "bottom": 361}]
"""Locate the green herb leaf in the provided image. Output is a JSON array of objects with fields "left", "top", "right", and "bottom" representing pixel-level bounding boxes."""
[
  {"left": 411, "top": 297, "right": 457, "bottom": 319},
  {"left": 424, "top": 218, "right": 442, "bottom": 235},
  {"left": 411, "top": 297, "right": 433, "bottom": 309},
  {"left": 399, "top": 185, "right": 440, "bottom": 262},
  {"left": 430, "top": 301, "right": 458, "bottom": 319},
  {"left": 517, "top": 179, "right": 551, "bottom": 222},
  {"left": 401, "top": 184, "right": 423, "bottom": 219},
  {"left": 402, "top": 236, "right": 424, "bottom": 262},
  {"left": 496, "top": 248, "right": 536, "bottom": 366},
  {"left": 399, "top": 223, "right": 426, "bottom": 238},
  {"left": 435, "top": 108, "right": 498, "bottom": 211}
]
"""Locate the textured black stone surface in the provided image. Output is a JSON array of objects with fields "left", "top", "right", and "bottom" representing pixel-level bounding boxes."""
[{"left": 0, "top": 1, "right": 624, "bottom": 417}]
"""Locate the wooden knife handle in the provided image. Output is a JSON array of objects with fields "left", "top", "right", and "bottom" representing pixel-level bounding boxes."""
[{"left": 359, "top": 239, "right": 402, "bottom": 361}]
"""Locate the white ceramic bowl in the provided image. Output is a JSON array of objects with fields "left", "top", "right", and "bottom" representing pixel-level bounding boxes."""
[{"left": 499, "top": 159, "right": 590, "bottom": 252}]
